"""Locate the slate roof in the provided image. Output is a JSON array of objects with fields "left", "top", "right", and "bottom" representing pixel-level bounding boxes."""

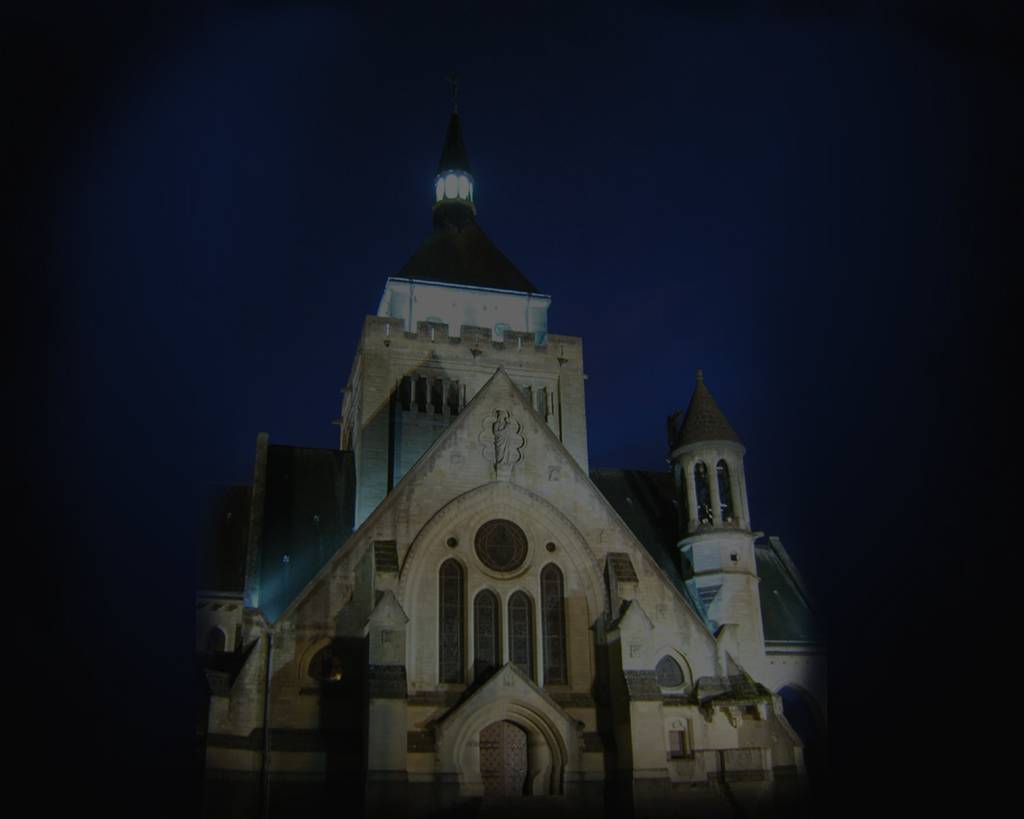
[
  {"left": 672, "top": 370, "right": 741, "bottom": 448},
  {"left": 395, "top": 111, "right": 540, "bottom": 294},
  {"left": 591, "top": 468, "right": 822, "bottom": 646},
  {"left": 755, "top": 538, "right": 824, "bottom": 645},
  {"left": 259, "top": 445, "right": 356, "bottom": 621},
  {"left": 197, "top": 484, "right": 251, "bottom": 593},
  {"left": 395, "top": 221, "right": 540, "bottom": 294},
  {"left": 589, "top": 469, "right": 710, "bottom": 626}
]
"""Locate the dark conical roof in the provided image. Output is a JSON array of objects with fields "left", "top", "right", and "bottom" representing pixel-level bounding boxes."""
[
  {"left": 437, "top": 113, "right": 471, "bottom": 174},
  {"left": 674, "top": 370, "right": 742, "bottom": 447},
  {"left": 396, "top": 220, "right": 539, "bottom": 293}
]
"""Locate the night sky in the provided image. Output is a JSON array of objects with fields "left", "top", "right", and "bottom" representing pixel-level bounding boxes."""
[{"left": 9, "top": 2, "right": 1016, "bottom": 813}]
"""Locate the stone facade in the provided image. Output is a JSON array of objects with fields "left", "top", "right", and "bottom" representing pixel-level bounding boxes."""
[{"left": 197, "top": 110, "right": 826, "bottom": 818}]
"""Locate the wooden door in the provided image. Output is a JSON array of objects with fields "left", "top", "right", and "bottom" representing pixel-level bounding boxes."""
[{"left": 480, "top": 720, "right": 528, "bottom": 797}]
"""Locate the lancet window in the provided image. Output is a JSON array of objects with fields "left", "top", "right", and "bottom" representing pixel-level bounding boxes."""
[
  {"left": 508, "top": 591, "right": 535, "bottom": 680},
  {"left": 541, "top": 564, "right": 567, "bottom": 684},
  {"left": 439, "top": 559, "right": 465, "bottom": 683},
  {"left": 473, "top": 589, "right": 500, "bottom": 681}
]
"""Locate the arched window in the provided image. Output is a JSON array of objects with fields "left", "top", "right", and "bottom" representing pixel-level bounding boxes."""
[
  {"left": 716, "top": 460, "right": 734, "bottom": 523},
  {"left": 205, "top": 627, "right": 226, "bottom": 653},
  {"left": 655, "top": 655, "right": 685, "bottom": 689},
  {"left": 675, "top": 463, "right": 689, "bottom": 529},
  {"left": 309, "top": 643, "right": 344, "bottom": 683},
  {"left": 541, "top": 564, "right": 567, "bottom": 685},
  {"left": 508, "top": 591, "right": 534, "bottom": 680},
  {"left": 694, "top": 462, "right": 713, "bottom": 525},
  {"left": 439, "top": 559, "right": 465, "bottom": 683},
  {"left": 473, "top": 590, "right": 500, "bottom": 681}
]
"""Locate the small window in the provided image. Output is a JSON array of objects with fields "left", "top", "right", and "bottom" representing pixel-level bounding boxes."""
[
  {"left": 205, "top": 627, "right": 226, "bottom": 653},
  {"left": 655, "top": 655, "right": 685, "bottom": 689},
  {"left": 668, "top": 728, "right": 689, "bottom": 759},
  {"left": 494, "top": 322, "right": 510, "bottom": 341},
  {"left": 309, "top": 643, "right": 343, "bottom": 682}
]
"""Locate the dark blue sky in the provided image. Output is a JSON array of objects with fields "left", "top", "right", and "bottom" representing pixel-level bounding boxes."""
[{"left": 9, "top": 1, "right": 1017, "bottom": 811}]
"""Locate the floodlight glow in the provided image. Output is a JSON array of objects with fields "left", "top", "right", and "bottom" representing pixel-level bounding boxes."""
[
  {"left": 435, "top": 178, "right": 444, "bottom": 201},
  {"left": 444, "top": 174, "right": 458, "bottom": 198},
  {"left": 458, "top": 175, "right": 469, "bottom": 198}
]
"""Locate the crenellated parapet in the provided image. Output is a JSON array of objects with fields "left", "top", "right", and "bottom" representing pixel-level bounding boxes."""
[{"left": 342, "top": 315, "right": 589, "bottom": 527}]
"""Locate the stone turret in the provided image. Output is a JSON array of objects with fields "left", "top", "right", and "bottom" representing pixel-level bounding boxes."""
[{"left": 668, "top": 370, "right": 764, "bottom": 674}]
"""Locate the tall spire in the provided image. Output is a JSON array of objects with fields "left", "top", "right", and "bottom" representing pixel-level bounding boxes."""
[{"left": 433, "top": 77, "right": 476, "bottom": 228}]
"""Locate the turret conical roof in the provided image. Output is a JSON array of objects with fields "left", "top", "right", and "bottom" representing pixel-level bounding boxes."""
[{"left": 674, "top": 370, "right": 742, "bottom": 448}]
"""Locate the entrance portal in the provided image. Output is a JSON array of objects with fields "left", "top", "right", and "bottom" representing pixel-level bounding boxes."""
[{"left": 479, "top": 720, "right": 528, "bottom": 797}]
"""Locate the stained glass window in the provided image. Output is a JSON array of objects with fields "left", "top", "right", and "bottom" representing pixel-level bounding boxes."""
[
  {"left": 508, "top": 591, "right": 534, "bottom": 680},
  {"left": 439, "top": 559, "right": 465, "bottom": 683},
  {"left": 475, "top": 520, "right": 528, "bottom": 572},
  {"left": 474, "top": 589, "right": 500, "bottom": 681},
  {"left": 541, "top": 564, "right": 567, "bottom": 685}
]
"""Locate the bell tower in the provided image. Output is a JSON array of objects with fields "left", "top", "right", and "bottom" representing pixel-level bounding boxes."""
[
  {"left": 338, "top": 97, "right": 588, "bottom": 527},
  {"left": 668, "top": 370, "right": 764, "bottom": 672}
]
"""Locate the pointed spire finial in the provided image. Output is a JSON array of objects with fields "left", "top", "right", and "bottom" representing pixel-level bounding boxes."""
[
  {"left": 448, "top": 72, "right": 459, "bottom": 113},
  {"left": 696, "top": 368, "right": 704, "bottom": 384}
]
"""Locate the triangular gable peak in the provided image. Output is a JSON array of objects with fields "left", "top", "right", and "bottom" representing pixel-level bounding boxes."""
[{"left": 278, "top": 367, "right": 717, "bottom": 646}]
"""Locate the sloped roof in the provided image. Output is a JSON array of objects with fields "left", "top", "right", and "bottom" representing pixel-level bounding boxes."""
[
  {"left": 197, "top": 484, "right": 251, "bottom": 593},
  {"left": 755, "top": 539, "right": 824, "bottom": 645},
  {"left": 259, "top": 445, "right": 356, "bottom": 622},
  {"left": 673, "top": 370, "right": 741, "bottom": 448},
  {"left": 590, "top": 469, "right": 710, "bottom": 627},
  {"left": 590, "top": 468, "right": 822, "bottom": 646},
  {"left": 395, "top": 220, "right": 540, "bottom": 294}
]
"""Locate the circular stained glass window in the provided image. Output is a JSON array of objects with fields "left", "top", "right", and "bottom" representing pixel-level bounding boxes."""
[{"left": 474, "top": 519, "right": 528, "bottom": 572}]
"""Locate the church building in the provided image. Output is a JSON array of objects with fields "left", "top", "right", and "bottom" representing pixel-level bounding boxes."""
[{"left": 196, "top": 103, "right": 827, "bottom": 818}]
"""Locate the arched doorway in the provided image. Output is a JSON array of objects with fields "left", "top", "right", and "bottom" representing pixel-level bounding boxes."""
[{"left": 480, "top": 720, "right": 528, "bottom": 796}]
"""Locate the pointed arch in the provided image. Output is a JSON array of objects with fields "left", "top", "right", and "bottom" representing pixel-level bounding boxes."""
[
  {"left": 508, "top": 591, "right": 535, "bottom": 681},
  {"left": 439, "top": 558, "right": 465, "bottom": 683},
  {"left": 473, "top": 588, "right": 500, "bottom": 681},
  {"left": 716, "top": 459, "right": 734, "bottom": 523},
  {"left": 540, "top": 564, "right": 567, "bottom": 685}
]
